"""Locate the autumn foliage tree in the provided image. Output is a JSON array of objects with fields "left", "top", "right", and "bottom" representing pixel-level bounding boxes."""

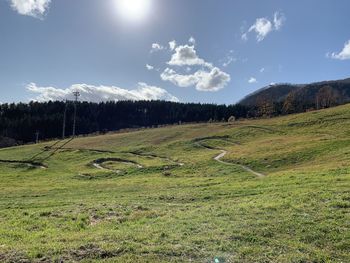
[
  {"left": 282, "top": 91, "right": 299, "bottom": 114},
  {"left": 256, "top": 95, "right": 275, "bottom": 117}
]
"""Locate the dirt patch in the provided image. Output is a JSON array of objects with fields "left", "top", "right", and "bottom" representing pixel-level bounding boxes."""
[
  {"left": 0, "top": 250, "right": 31, "bottom": 263},
  {"left": 0, "top": 159, "right": 47, "bottom": 169},
  {"left": 67, "top": 244, "right": 124, "bottom": 261},
  {"left": 89, "top": 212, "right": 126, "bottom": 226},
  {"left": 0, "top": 245, "right": 124, "bottom": 262}
]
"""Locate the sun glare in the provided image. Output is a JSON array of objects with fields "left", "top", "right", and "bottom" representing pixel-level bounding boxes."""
[{"left": 115, "top": 0, "right": 152, "bottom": 22}]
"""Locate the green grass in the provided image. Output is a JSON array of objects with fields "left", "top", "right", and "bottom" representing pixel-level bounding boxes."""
[{"left": 0, "top": 105, "right": 350, "bottom": 262}]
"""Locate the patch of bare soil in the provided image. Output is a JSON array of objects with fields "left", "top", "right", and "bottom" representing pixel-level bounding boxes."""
[
  {"left": 0, "top": 159, "right": 47, "bottom": 169},
  {"left": 66, "top": 244, "right": 124, "bottom": 261},
  {"left": 0, "top": 250, "right": 31, "bottom": 263}
]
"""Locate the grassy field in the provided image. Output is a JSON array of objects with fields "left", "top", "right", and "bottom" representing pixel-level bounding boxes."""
[{"left": 0, "top": 104, "right": 349, "bottom": 262}]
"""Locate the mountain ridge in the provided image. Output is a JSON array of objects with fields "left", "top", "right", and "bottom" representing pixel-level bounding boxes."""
[{"left": 239, "top": 77, "right": 350, "bottom": 107}]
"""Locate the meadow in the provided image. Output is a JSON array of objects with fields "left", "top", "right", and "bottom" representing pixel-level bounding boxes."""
[{"left": 0, "top": 104, "right": 349, "bottom": 262}]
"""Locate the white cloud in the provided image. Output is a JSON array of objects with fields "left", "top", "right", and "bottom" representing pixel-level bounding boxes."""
[
  {"left": 222, "top": 57, "right": 234, "bottom": 67},
  {"left": 328, "top": 40, "right": 350, "bottom": 60},
  {"left": 161, "top": 67, "right": 230, "bottom": 92},
  {"left": 146, "top": 64, "right": 154, "bottom": 70},
  {"left": 274, "top": 12, "right": 286, "bottom": 30},
  {"left": 222, "top": 50, "right": 236, "bottom": 67},
  {"left": 248, "top": 77, "right": 257, "bottom": 84},
  {"left": 243, "top": 12, "right": 285, "bottom": 42},
  {"left": 161, "top": 68, "right": 198, "bottom": 88},
  {"left": 156, "top": 39, "right": 230, "bottom": 92},
  {"left": 249, "top": 18, "right": 273, "bottom": 42},
  {"left": 195, "top": 68, "right": 231, "bottom": 91},
  {"left": 169, "top": 40, "right": 176, "bottom": 51},
  {"left": 10, "top": 0, "right": 51, "bottom": 18},
  {"left": 151, "top": 43, "right": 165, "bottom": 53},
  {"left": 188, "top": 36, "right": 196, "bottom": 45},
  {"left": 27, "top": 82, "right": 179, "bottom": 102},
  {"left": 168, "top": 44, "right": 212, "bottom": 68},
  {"left": 260, "top": 67, "right": 265, "bottom": 73}
]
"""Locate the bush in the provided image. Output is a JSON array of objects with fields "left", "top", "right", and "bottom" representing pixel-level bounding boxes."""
[{"left": 0, "top": 137, "right": 17, "bottom": 148}]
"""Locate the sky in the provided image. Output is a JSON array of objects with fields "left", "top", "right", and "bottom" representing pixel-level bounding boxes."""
[{"left": 1, "top": 0, "right": 350, "bottom": 104}]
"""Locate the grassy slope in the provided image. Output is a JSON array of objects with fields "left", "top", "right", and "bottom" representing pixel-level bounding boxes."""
[{"left": 0, "top": 105, "right": 349, "bottom": 262}]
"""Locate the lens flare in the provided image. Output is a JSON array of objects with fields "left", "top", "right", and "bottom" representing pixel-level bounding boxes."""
[{"left": 115, "top": 0, "right": 152, "bottom": 22}]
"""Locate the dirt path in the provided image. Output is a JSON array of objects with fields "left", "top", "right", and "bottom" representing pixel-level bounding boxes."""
[
  {"left": 0, "top": 159, "right": 47, "bottom": 169},
  {"left": 92, "top": 162, "right": 122, "bottom": 174},
  {"left": 195, "top": 140, "right": 265, "bottom": 178},
  {"left": 92, "top": 157, "right": 143, "bottom": 173},
  {"left": 213, "top": 149, "right": 265, "bottom": 178}
]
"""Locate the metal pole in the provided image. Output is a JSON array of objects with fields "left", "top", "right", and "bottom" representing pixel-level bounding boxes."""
[
  {"left": 72, "top": 91, "right": 80, "bottom": 138},
  {"left": 62, "top": 100, "right": 67, "bottom": 139},
  {"left": 35, "top": 131, "right": 39, "bottom": 144}
]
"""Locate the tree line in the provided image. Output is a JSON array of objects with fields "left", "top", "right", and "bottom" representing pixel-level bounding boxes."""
[
  {"left": 0, "top": 100, "right": 247, "bottom": 144},
  {"left": 247, "top": 85, "right": 344, "bottom": 117}
]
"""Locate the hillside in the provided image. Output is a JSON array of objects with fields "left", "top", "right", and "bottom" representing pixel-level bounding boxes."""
[
  {"left": 0, "top": 104, "right": 350, "bottom": 262},
  {"left": 240, "top": 77, "right": 350, "bottom": 107}
]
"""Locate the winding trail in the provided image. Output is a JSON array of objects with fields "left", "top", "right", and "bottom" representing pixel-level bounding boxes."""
[
  {"left": 92, "top": 162, "right": 123, "bottom": 174},
  {"left": 92, "top": 162, "right": 112, "bottom": 172},
  {"left": 91, "top": 152, "right": 184, "bottom": 173},
  {"left": 195, "top": 139, "right": 265, "bottom": 178},
  {"left": 92, "top": 157, "right": 143, "bottom": 173}
]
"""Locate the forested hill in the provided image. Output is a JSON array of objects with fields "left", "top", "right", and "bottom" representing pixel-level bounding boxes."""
[
  {"left": 2, "top": 77, "right": 350, "bottom": 146},
  {"left": 239, "top": 77, "right": 350, "bottom": 109},
  {"left": 0, "top": 101, "right": 247, "bottom": 144}
]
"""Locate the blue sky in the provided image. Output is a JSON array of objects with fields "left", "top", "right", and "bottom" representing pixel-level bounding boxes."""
[{"left": 1, "top": 0, "right": 350, "bottom": 104}]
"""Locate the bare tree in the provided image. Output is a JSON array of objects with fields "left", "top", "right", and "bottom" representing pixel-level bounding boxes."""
[{"left": 316, "top": 86, "right": 339, "bottom": 109}]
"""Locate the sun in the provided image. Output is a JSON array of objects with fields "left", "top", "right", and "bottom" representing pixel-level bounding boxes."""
[{"left": 115, "top": 0, "right": 152, "bottom": 22}]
